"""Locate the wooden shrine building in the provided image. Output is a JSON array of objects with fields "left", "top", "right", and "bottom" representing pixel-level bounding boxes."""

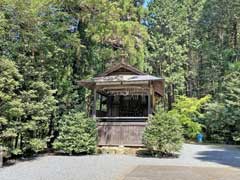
[{"left": 79, "top": 62, "right": 164, "bottom": 146}]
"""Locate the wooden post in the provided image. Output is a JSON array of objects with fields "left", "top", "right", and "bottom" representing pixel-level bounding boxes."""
[
  {"left": 148, "top": 92, "right": 151, "bottom": 116},
  {"left": 93, "top": 88, "right": 96, "bottom": 118},
  {"left": 151, "top": 82, "right": 155, "bottom": 111},
  {"left": 148, "top": 82, "right": 152, "bottom": 116},
  {"left": 100, "top": 94, "right": 102, "bottom": 112},
  {"left": 152, "top": 92, "right": 155, "bottom": 110}
]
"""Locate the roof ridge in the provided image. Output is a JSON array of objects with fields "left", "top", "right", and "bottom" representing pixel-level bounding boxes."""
[{"left": 98, "top": 62, "right": 145, "bottom": 77}]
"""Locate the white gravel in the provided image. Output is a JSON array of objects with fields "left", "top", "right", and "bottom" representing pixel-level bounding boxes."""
[{"left": 0, "top": 144, "right": 240, "bottom": 180}]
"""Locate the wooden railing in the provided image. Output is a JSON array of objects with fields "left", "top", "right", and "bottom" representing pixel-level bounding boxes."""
[{"left": 96, "top": 116, "right": 148, "bottom": 122}]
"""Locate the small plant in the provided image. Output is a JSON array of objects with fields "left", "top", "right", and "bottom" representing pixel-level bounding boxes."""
[
  {"left": 28, "top": 139, "right": 46, "bottom": 153},
  {"left": 143, "top": 107, "right": 184, "bottom": 156},
  {"left": 53, "top": 112, "right": 97, "bottom": 155}
]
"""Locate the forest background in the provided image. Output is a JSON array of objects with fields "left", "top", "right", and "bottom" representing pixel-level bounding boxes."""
[{"left": 0, "top": 0, "right": 239, "bottom": 156}]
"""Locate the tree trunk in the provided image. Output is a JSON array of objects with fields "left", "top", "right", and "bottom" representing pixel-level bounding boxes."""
[
  {"left": 167, "top": 85, "right": 174, "bottom": 110},
  {"left": 15, "top": 134, "right": 19, "bottom": 149}
]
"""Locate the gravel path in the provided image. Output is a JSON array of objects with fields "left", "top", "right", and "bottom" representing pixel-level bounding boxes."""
[
  {"left": 0, "top": 144, "right": 240, "bottom": 180},
  {"left": 124, "top": 166, "right": 240, "bottom": 180}
]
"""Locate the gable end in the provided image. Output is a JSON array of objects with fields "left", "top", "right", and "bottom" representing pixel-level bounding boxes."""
[{"left": 98, "top": 62, "right": 146, "bottom": 77}]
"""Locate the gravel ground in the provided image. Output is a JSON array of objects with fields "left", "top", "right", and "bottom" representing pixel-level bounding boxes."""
[
  {"left": 124, "top": 166, "right": 240, "bottom": 180},
  {"left": 0, "top": 144, "right": 240, "bottom": 180}
]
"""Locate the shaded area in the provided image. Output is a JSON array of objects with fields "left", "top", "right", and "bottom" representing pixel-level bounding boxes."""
[
  {"left": 124, "top": 165, "right": 240, "bottom": 180},
  {"left": 196, "top": 145, "right": 240, "bottom": 168},
  {"left": 2, "top": 155, "right": 39, "bottom": 168},
  {"left": 136, "top": 149, "right": 179, "bottom": 159}
]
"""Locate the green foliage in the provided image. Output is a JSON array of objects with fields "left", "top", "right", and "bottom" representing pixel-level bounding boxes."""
[
  {"left": 28, "top": 139, "right": 46, "bottom": 153},
  {"left": 196, "top": 0, "right": 240, "bottom": 96},
  {"left": 0, "top": 1, "right": 58, "bottom": 152},
  {"left": 0, "top": 58, "right": 22, "bottom": 154},
  {"left": 170, "top": 95, "right": 210, "bottom": 139},
  {"left": 53, "top": 112, "right": 97, "bottom": 154},
  {"left": 203, "top": 63, "right": 240, "bottom": 143},
  {"left": 60, "top": 0, "right": 149, "bottom": 71},
  {"left": 147, "top": 0, "right": 206, "bottom": 108},
  {"left": 143, "top": 107, "right": 184, "bottom": 155},
  {"left": 0, "top": 0, "right": 239, "bottom": 161},
  {"left": 11, "top": 148, "right": 23, "bottom": 156},
  {"left": 0, "top": 0, "right": 149, "bottom": 158}
]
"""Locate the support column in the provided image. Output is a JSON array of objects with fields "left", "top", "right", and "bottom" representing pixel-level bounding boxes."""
[
  {"left": 100, "top": 94, "right": 102, "bottom": 112},
  {"left": 148, "top": 92, "right": 152, "bottom": 116},
  {"left": 92, "top": 88, "right": 96, "bottom": 118},
  {"left": 148, "top": 82, "right": 153, "bottom": 117}
]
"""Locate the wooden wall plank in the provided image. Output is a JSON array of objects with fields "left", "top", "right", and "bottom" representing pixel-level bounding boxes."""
[{"left": 97, "top": 122, "right": 146, "bottom": 146}]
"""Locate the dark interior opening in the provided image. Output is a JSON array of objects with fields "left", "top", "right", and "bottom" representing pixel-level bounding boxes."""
[{"left": 97, "top": 95, "right": 148, "bottom": 117}]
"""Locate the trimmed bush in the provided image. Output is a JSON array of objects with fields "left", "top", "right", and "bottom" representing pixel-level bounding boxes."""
[
  {"left": 53, "top": 112, "right": 97, "bottom": 154},
  {"left": 28, "top": 139, "right": 46, "bottom": 153},
  {"left": 143, "top": 107, "right": 184, "bottom": 156}
]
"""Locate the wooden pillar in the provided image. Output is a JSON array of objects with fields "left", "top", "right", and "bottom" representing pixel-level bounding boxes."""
[
  {"left": 148, "top": 92, "right": 152, "bottom": 116},
  {"left": 100, "top": 94, "right": 102, "bottom": 112},
  {"left": 92, "top": 88, "right": 96, "bottom": 118},
  {"left": 151, "top": 83, "right": 155, "bottom": 111},
  {"left": 148, "top": 82, "right": 153, "bottom": 116},
  {"left": 152, "top": 93, "right": 155, "bottom": 110}
]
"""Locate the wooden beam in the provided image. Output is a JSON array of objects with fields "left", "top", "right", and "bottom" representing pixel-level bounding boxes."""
[
  {"left": 96, "top": 85, "right": 150, "bottom": 90},
  {"left": 96, "top": 85, "right": 150, "bottom": 96},
  {"left": 96, "top": 82, "right": 121, "bottom": 85},
  {"left": 101, "top": 91, "right": 148, "bottom": 96},
  {"left": 122, "top": 81, "right": 148, "bottom": 85},
  {"left": 97, "top": 122, "right": 147, "bottom": 126},
  {"left": 96, "top": 117, "right": 148, "bottom": 120}
]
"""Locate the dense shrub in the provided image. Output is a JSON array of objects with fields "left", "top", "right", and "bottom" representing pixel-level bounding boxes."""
[
  {"left": 0, "top": 58, "right": 57, "bottom": 157},
  {"left": 143, "top": 107, "right": 184, "bottom": 156},
  {"left": 28, "top": 139, "right": 46, "bottom": 153},
  {"left": 171, "top": 96, "right": 210, "bottom": 139},
  {"left": 53, "top": 112, "right": 97, "bottom": 154},
  {"left": 0, "top": 58, "right": 22, "bottom": 156}
]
